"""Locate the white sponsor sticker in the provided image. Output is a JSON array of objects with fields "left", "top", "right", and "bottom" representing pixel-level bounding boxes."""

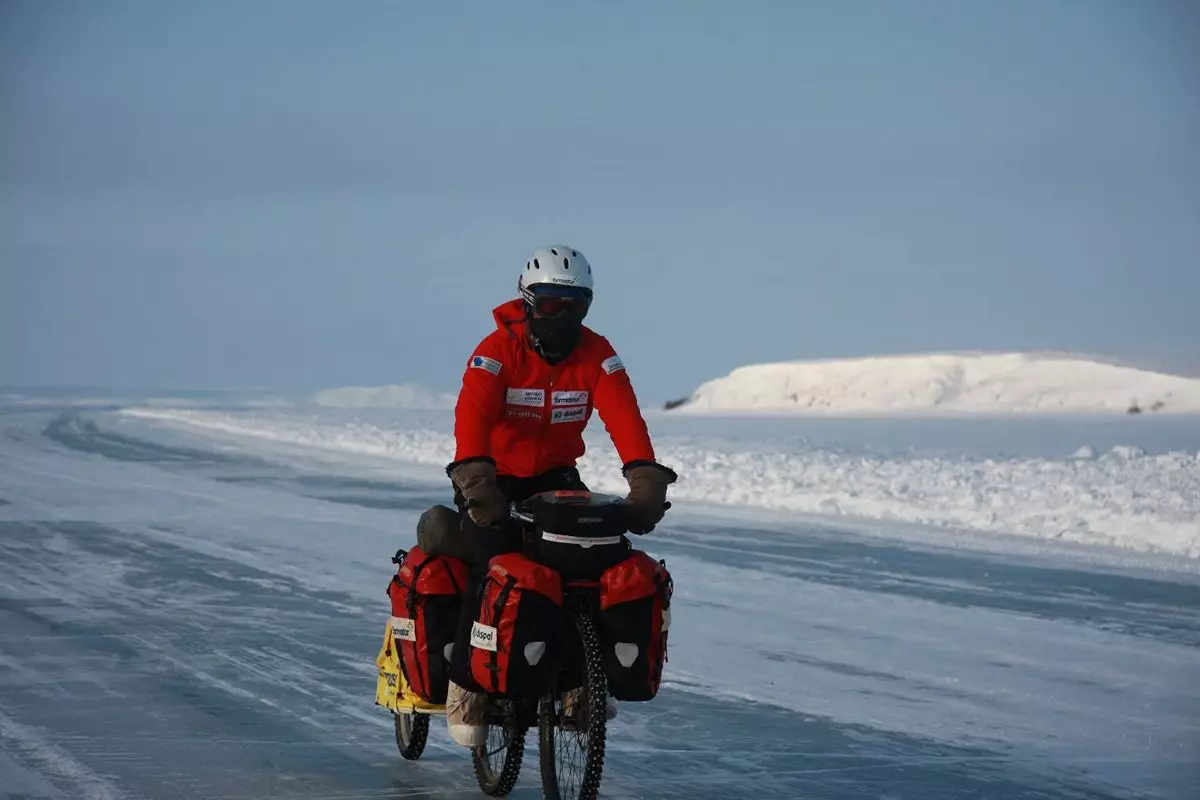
[
  {"left": 541, "top": 532, "right": 623, "bottom": 548},
  {"left": 391, "top": 616, "right": 416, "bottom": 642},
  {"left": 469, "top": 355, "right": 502, "bottom": 375},
  {"left": 470, "top": 621, "right": 498, "bottom": 652},
  {"left": 506, "top": 388, "right": 545, "bottom": 407},
  {"left": 601, "top": 355, "right": 624, "bottom": 375},
  {"left": 551, "top": 406, "right": 587, "bottom": 424},
  {"left": 552, "top": 390, "right": 589, "bottom": 407}
]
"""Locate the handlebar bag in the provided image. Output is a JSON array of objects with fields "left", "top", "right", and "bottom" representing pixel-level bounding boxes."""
[{"left": 524, "top": 492, "right": 631, "bottom": 580}]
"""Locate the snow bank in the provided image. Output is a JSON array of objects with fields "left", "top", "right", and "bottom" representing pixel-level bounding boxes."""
[
  {"left": 123, "top": 408, "right": 1200, "bottom": 559},
  {"left": 122, "top": 408, "right": 455, "bottom": 468},
  {"left": 310, "top": 384, "right": 455, "bottom": 409},
  {"left": 676, "top": 352, "right": 1200, "bottom": 415}
]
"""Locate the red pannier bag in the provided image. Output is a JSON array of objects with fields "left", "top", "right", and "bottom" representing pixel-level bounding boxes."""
[
  {"left": 598, "top": 551, "right": 673, "bottom": 701},
  {"left": 387, "top": 546, "right": 468, "bottom": 704},
  {"left": 469, "top": 552, "right": 563, "bottom": 696}
]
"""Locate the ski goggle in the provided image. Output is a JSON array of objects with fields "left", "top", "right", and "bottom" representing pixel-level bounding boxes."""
[{"left": 525, "top": 287, "right": 592, "bottom": 318}]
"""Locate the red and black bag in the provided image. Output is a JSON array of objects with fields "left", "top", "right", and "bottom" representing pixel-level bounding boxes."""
[
  {"left": 597, "top": 551, "right": 672, "bottom": 701},
  {"left": 469, "top": 552, "right": 563, "bottom": 696},
  {"left": 387, "top": 546, "right": 468, "bottom": 704}
]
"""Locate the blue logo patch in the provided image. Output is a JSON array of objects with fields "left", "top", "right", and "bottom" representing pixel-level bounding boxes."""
[{"left": 470, "top": 355, "right": 503, "bottom": 375}]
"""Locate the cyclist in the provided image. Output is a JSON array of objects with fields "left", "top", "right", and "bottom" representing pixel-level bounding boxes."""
[{"left": 442, "top": 244, "right": 677, "bottom": 746}]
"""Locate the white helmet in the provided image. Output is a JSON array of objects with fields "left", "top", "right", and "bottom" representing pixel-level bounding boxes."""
[{"left": 518, "top": 244, "right": 594, "bottom": 303}]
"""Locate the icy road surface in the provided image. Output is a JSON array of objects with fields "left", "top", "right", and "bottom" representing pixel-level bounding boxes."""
[{"left": 1, "top": 404, "right": 1198, "bottom": 799}]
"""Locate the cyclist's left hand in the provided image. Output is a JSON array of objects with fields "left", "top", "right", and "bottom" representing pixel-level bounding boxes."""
[{"left": 623, "top": 462, "right": 677, "bottom": 533}]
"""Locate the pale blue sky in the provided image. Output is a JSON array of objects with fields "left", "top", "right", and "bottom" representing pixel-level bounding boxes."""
[{"left": 3, "top": 0, "right": 1198, "bottom": 402}]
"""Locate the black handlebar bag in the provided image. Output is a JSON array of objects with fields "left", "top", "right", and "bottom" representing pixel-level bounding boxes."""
[{"left": 520, "top": 491, "right": 633, "bottom": 581}]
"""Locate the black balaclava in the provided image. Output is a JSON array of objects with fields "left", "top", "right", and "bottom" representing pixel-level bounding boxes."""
[{"left": 526, "top": 307, "right": 586, "bottom": 364}]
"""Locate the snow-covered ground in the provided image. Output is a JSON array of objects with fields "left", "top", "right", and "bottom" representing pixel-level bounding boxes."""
[
  {"left": 122, "top": 404, "right": 1200, "bottom": 559},
  {"left": 311, "top": 384, "right": 457, "bottom": 410},
  {"left": 674, "top": 352, "right": 1200, "bottom": 414},
  {"left": 2, "top": 394, "right": 1199, "bottom": 799}
]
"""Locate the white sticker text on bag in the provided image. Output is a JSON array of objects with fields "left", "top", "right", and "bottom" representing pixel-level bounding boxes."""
[
  {"left": 391, "top": 616, "right": 416, "bottom": 642},
  {"left": 470, "top": 621, "right": 498, "bottom": 652}
]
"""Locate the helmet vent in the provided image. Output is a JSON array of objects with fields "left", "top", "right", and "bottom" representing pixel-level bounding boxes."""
[
  {"left": 533, "top": 258, "right": 540, "bottom": 269},
  {"left": 563, "top": 258, "right": 570, "bottom": 269},
  {"left": 551, "top": 248, "right": 559, "bottom": 256}
]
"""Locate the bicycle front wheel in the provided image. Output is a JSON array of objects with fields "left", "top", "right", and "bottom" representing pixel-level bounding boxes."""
[
  {"left": 471, "top": 700, "right": 527, "bottom": 796},
  {"left": 539, "top": 610, "right": 608, "bottom": 800}
]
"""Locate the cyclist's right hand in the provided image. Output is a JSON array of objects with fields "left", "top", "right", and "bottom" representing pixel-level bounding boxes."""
[{"left": 449, "top": 460, "right": 509, "bottom": 527}]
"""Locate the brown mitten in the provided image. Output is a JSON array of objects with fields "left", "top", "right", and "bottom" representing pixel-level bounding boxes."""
[
  {"left": 449, "top": 460, "right": 509, "bottom": 527},
  {"left": 623, "top": 462, "right": 678, "bottom": 534}
]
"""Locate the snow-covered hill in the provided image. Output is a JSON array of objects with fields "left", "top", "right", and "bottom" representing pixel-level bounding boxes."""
[{"left": 673, "top": 352, "right": 1200, "bottom": 415}]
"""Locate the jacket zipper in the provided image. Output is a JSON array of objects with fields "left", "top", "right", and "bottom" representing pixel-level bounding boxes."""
[
  {"left": 537, "top": 369, "right": 554, "bottom": 474},
  {"left": 535, "top": 365, "right": 556, "bottom": 475}
]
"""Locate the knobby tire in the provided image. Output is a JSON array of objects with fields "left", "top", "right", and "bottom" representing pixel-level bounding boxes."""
[
  {"left": 394, "top": 712, "right": 429, "bottom": 761},
  {"left": 539, "top": 610, "right": 608, "bottom": 800},
  {"left": 472, "top": 703, "right": 528, "bottom": 796}
]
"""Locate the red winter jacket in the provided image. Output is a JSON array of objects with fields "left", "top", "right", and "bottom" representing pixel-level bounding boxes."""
[{"left": 453, "top": 299, "right": 656, "bottom": 478}]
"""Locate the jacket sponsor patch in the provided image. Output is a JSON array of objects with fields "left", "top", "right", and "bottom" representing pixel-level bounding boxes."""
[
  {"left": 601, "top": 355, "right": 624, "bottom": 375},
  {"left": 552, "top": 390, "right": 588, "bottom": 407},
  {"left": 469, "top": 355, "right": 502, "bottom": 375},
  {"left": 506, "top": 388, "right": 545, "bottom": 407},
  {"left": 551, "top": 406, "right": 587, "bottom": 424}
]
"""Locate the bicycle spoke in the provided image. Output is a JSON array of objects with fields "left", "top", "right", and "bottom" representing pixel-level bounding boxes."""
[{"left": 487, "top": 726, "right": 507, "bottom": 764}]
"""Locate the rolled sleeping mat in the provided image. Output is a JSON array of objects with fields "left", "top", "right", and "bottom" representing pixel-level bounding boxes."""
[{"left": 416, "top": 504, "right": 472, "bottom": 561}]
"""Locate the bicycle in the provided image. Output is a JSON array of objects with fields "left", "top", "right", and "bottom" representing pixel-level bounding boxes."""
[
  {"left": 379, "top": 489, "right": 668, "bottom": 800},
  {"left": 471, "top": 489, "right": 667, "bottom": 800}
]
